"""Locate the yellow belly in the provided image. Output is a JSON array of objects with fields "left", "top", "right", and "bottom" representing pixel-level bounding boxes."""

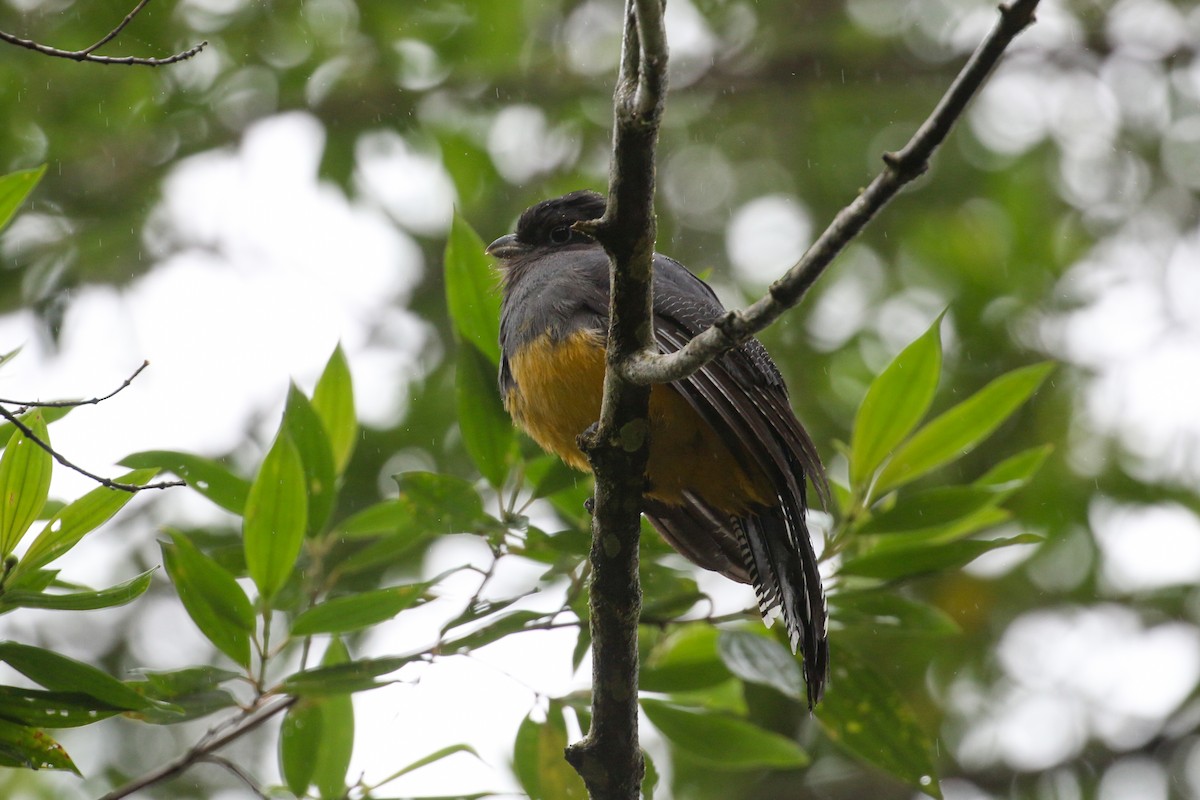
[{"left": 505, "top": 331, "right": 770, "bottom": 512}]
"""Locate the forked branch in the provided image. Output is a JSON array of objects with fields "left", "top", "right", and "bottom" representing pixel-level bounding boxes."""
[{"left": 0, "top": 0, "right": 206, "bottom": 66}]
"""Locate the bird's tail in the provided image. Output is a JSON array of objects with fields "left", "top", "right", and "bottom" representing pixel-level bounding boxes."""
[{"left": 737, "top": 505, "right": 828, "bottom": 708}]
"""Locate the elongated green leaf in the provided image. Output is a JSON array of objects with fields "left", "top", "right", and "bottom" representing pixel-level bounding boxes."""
[
  {"left": 717, "top": 630, "right": 804, "bottom": 701},
  {"left": 830, "top": 591, "right": 960, "bottom": 638},
  {"left": 456, "top": 343, "right": 513, "bottom": 488},
  {"left": 0, "top": 411, "right": 52, "bottom": 557},
  {"left": 134, "top": 666, "right": 241, "bottom": 724},
  {"left": 335, "top": 473, "right": 497, "bottom": 577},
  {"left": 445, "top": 211, "right": 502, "bottom": 365},
  {"left": 641, "top": 625, "right": 731, "bottom": 694},
  {"left": 244, "top": 430, "right": 308, "bottom": 601},
  {"left": 18, "top": 468, "right": 160, "bottom": 575},
  {"left": 976, "top": 444, "right": 1053, "bottom": 489},
  {"left": 443, "top": 610, "right": 547, "bottom": 653},
  {"left": 0, "top": 685, "right": 122, "bottom": 728},
  {"left": 0, "top": 165, "right": 46, "bottom": 232},
  {"left": 280, "top": 655, "right": 414, "bottom": 696},
  {"left": 290, "top": 584, "right": 427, "bottom": 636},
  {"left": 849, "top": 316, "right": 943, "bottom": 487},
  {"left": 280, "top": 638, "right": 355, "bottom": 798},
  {"left": 840, "top": 533, "right": 1042, "bottom": 580},
  {"left": 283, "top": 384, "right": 337, "bottom": 537},
  {"left": 0, "top": 406, "right": 70, "bottom": 454},
  {"left": 0, "top": 642, "right": 159, "bottom": 712},
  {"left": 817, "top": 646, "right": 942, "bottom": 798},
  {"left": 339, "top": 472, "right": 490, "bottom": 538},
  {"left": 513, "top": 702, "right": 586, "bottom": 800},
  {"left": 161, "top": 532, "right": 255, "bottom": 668},
  {"left": 120, "top": 450, "right": 250, "bottom": 514},
  {"left": 0, "top": 718, "right": 78, "bottom": 773},
  {"left": 280, "top": 698, "right": 321, "bottom": 796},
  {"left": 137, "top": 665, "right": 241, "bottom": 695},
  {"left": 372, "top": 744, "right": 480, "bottom": 788},
  {"left": 0, "top": 569, "right": 153, "bottom": 611},
  {"left": 874, "top": 363, "right": 1054, "bottom": 493},
  {"left": 858, "top": 486, "right": 1006, "bottom": 535},
  {"left": 641, "top": 699, "right": 809, "bottom": 770},
  {"left": 311, "top": 344, "right": 358, "bottom": 475},
  {"left": 314, "top": 639, "right": 354, "bottom": 799}
]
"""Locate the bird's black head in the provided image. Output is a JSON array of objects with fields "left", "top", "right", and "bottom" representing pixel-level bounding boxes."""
[{"left": 487, "top": 190, "right": 605, "bottom": 262}]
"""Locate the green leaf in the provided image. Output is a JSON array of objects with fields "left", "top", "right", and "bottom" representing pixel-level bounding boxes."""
[
  {"left": 311, "top": 344, "right": 358, "bottom": 475},
  {"left": 244, "top": 430, "right": 308, "bottom": 601},
  {"left": 0, "top": 718, "right": 78, "bottom": 773},
  {"left": 456, "top": 343, "right": 513, "bottom": 488},
  {"left": 290, "top": 584, "right": 427, "bottom": 636},
  {"left": 280, "top": 656, "right": 414, "bottom": 696},
  {"left": 0, "top": 405, "right": 70, "bottom": 450},
  {"left": 0, "top": 411, "right": 52, "bottom": 558},
  {"left": 0, "top": 642, "right": 161, "bottom": 712},
  {"left": 0, "top": 686, "right": 122, "bottom": 728},
  {"left": 874, "top": 363, "right": 1054, "bottom": 493},
  {"left": 445, "top": 211, "right": 502, "bottom": 365},
  {"left": 817, "top": 646, "right": 941, "bottom": 798},
  {"left": 283, "top": 384, "right": 337, "bottom": 537},
  {"left": 120, "top": 450, "right": 250, "bottom": 514},
  {"left": 17, "top": 468, "right": 160, "bottom": 574},
  {"left": 0, "top": 569, "right": 153, "bottom": 611},
  {"left": 849, "top": 316, "right": 943, "bottom": 487},
  {"left": 641, "top": 625, "right": 732, "bottom": 693},
  {"left": 443, "top": 610, "right": 548, "bottom": 652},
  {"left": 643, "top": 749, "right": 660, "bottom": 800},
  {"left": 0, "top": 165, "right": 46, "bottom": 232},
  {"left": 339, "top": 472, "right": 490, "bottom": 539},
  {"left": 372, "top": 744, "right": 481, "bottom": 789},
  {"left": 134, "top": 666, "right": 241, "bottom": 724},
  {"left": 717, "top": 630, "right": 804, "bottom": 701},
  {"left": 280, "top": 698, "right": 320, "bottom": 796},
  {"left": 160, "top": 532, "right": 255, "bottom": 668},
  {"left": 335, "top": 473, "right": 497, "bottom": 577},
  {"left": 975, "top": 444, "right": 1053, "bottom": 490},
  {"left": 312, "top": 639, "right": 355, "bottom": 799},
  {"left": 840, "top": 533, "right": 1042, "bottom": 580},
  {"left": 640, "top": 699, "right": 809, "bottom": 770},
  {"left": 638, "top": 562, "right": 703, "bottom": 619},
  {"left": 830, "top": 591, "right": 960, "bottom": 638},
  {"left": 512, "top": 702, "right": 586, "bottom": 800},
  {"left": 857, "top": 486, "right": 1006, "bottom": 535}
]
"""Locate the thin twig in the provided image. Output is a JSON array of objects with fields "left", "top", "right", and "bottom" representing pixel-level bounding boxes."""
[
  {"left": 0, "top": 405, "right": 184, "bottom": 492},
  {"left": 0, "top": 361, "right": 150, "bottom": 409},
  {"left": 620, "top": 0, "right": 1043, "bottom": 387},
  {"left": 0, "top": 0, "right": 206, "bottom": 67},
  {"left": 196, "top": 754, "right": 271, "bottom": 799},
  {"left": 97, "top": 696, "right": 297, "bottom": 800}
]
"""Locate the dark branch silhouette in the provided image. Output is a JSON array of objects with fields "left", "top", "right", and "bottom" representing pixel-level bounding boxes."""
[
  {"left": 96, "top": 697, "right": 296, "bottom": 800},
  {"left": 0, "top": 361, "right": 149, "bottom": 410},
  {"left": 0, "top": 0, "right": 206, "bottom": 67},
  {"left": 0, "top": 362, "right": 184, "bottom": 492},
  {"left": 563, "top": 0, "right": 667, "bottom": 796}
]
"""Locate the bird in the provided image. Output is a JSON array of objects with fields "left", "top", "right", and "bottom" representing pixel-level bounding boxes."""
[{"left": 487, "top": 190, "right": 829, "bottom": 706}]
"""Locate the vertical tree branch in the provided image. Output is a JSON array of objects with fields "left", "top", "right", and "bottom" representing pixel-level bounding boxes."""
[{"left": 564, "top": 0, "right": 667, "bottom": 797}]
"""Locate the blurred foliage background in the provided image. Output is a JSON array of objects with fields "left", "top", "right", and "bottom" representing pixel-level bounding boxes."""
[{"left": 1, "top": 0, "right": 1198, "bottom": 798}]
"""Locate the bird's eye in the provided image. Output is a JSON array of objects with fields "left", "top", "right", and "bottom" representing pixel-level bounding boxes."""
[{"left": 549, "top": 225, "right": 572, "bottom": 244}]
